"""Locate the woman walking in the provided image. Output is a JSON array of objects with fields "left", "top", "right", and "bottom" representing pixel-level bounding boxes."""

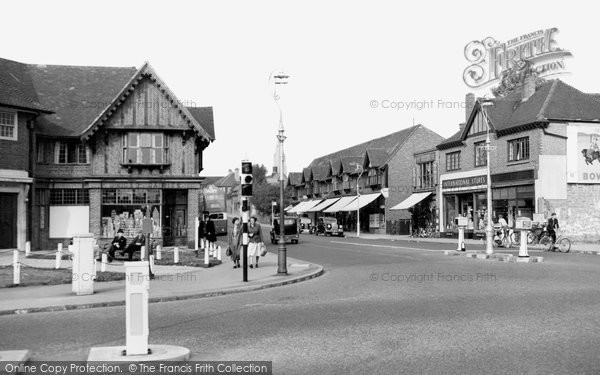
[
  {"left": 247, "top": 216, "right": 264, "bottom": 268},
  {"left": 229, "top": 217, "right": 241, "bottom": 268}
]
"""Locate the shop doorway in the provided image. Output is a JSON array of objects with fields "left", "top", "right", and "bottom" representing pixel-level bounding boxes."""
[
  {"left": 163, "top": 190, "right": 188, "bottom": 246},
  {"left": 0, "top": 193, "right": 17, "bottom": 248}
]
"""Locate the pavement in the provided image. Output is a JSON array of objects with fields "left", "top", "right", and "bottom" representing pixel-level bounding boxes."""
[{"left": 0, "top": 247, "right": 323, "bottom": 316}]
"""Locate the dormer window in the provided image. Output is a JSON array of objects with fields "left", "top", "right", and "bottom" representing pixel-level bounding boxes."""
[
  {"left": 0, "top": 110, "right": 17, "bottom": 141},
  {"left": 55, "top": 140, "right": 89, "bottom": 164}
]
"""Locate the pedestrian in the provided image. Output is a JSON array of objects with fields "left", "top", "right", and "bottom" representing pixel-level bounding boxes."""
[
  {"left": 103, "top": 229, "right": 127, "bottom": 262},
  {"left": 197, "top": 212, "right": 206, "bottom": 244},
  {"left": 247, "top": 216, "right": 264, "bottom": 268},
  {"left": 205, "top": 212, "right": 217, "bottom": 246},
  {"left": 228, "top": 217, "right": 241, "bottom": 268},
  {"left": 123, "top": 230, "right": 145, "bottom": 261},
  {"left": 547, "top": 212, "right": 559, "bottom": 244}
]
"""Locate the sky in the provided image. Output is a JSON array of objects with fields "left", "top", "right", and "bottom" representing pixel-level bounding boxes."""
[{"left": 3, "top": 0, "right": 599, "bottom": 176}]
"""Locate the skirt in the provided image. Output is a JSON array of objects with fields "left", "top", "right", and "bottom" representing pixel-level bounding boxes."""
[{"left": 248, "top": 242, "right": 260, "bottom": 257}]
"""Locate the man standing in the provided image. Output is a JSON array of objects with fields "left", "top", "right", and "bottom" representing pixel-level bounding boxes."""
[
  {"left": 198, "top": 212, "right": 206, "bottom": 245},
  {"left": 205, "top": 212, "right": 217, "bottom": 246},
  {"left": 547, "top": 212, "right": 559, "bottom": 244}
]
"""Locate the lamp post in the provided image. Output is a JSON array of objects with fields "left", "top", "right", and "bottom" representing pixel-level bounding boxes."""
[
  {"left": 351, "top": 163, "right": 365, "bottom": 238},
  {"left": 271, "top": 70, "right": 289, "bottom": 275},
  {"left": 479, "top": 98, "right": 495, "bottom": 255}
]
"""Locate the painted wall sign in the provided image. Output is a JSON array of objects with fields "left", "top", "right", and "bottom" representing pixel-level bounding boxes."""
[
  {"left": 463, "top": 27, "right": 572, "bottom": 88},
  {"left": 567, "top": 123, "right": 600, "bottom": 183},
  {"left": 442, "top": 175, "right": 487, "bottom": 189}
]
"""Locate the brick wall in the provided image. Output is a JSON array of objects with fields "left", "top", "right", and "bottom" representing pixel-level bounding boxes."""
[
  {"left": 0, "top": 111, "right": 34, "bottom": 172},
  {"left": 546, "top": 184, "right": 600, "bottom": 242},
  {"left": 187, "top": 188, "right": 200, "bottom": 248}
]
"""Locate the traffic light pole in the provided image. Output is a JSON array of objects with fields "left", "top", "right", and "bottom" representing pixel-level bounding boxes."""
[{"left": 242, "top": 197, "right": 248, "bottom": 282}]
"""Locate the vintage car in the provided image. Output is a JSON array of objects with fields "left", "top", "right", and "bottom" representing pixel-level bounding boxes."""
[
  {"left": 315, "top": 217, "right": 344, "bottom": 237},
  {"left": 299, "top": 217, "right": 313, "bottom": 234},
  {"left": 270, "top": 216, "right": 300, "bottom": 244}
]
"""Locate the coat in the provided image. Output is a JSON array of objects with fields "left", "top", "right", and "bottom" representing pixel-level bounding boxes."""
[
  {"left": 547, "top": 218, "right": 559, "bottom": 232},
  {"left": 228, "top": 224, "right": 241, "bottom": 260},
  {"left": 247, "top": 222, "right": 263, "bottom": 243},
  {"left": 111, "top": 235, "right": 127, "bottom": 250},
  {"left": 205, "top": 219, "right": 217, "bottom": 243}
]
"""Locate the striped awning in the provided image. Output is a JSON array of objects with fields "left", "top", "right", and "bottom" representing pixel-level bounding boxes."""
[
  {"left": 339, "top": 193, "right": 382, "bottom": 211},
  {"left": 305, "top": 198, "right": 341, "bottom": 212},
  {"left": 390, "top": 192, "right": 432, "bottom": 210},
  {"left": 323, "top": 196, "right": 358, "bottom": 213}
]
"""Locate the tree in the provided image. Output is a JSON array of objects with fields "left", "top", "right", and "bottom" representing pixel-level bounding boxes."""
[
  {"left": 491, "top": 60, "right": 546, "bottom": 98},
  {"left": 252, "top": 163, "right": 268, "bottom": 185}
]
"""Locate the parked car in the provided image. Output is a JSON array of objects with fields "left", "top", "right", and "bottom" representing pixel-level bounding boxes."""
[
  {"left": 315, "top": 217, "right": 344, "bottom": 237},
  {"left": 299, "top": 217, "right": 313, "bottom": 234},
  {"left": 270, "top": 216, "right": 300, "bottom": 244}
]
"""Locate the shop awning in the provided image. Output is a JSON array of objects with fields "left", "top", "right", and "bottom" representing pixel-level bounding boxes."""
[
  {"left": 323, "top": 196, "right": 358, "bottom": 213},
  {"left": 297, "top": 199, "right": 323, "bottom": 213},
  {"left": 286, "top": 201, "right": 312, "bottom": 214},
  {"left": 339, "top": 193, "right": 382, "bottom": 211},
  {"left": 305, "top": 198, "right": 341, "bottom": 212},
  {"left": 390, "top": 192, "right": 432, "bottom": 210}
]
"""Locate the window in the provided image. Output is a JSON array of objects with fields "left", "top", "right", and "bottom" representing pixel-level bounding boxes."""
[
  {"left": 467, "top": 111, "right": 488, "bottom": 136},
  {"left": 474, "top": 141, "right": 487, "bottom": 167},
  {"left": 122, "top": 133, "right": 169, "bottom": 165},
  {"left": 0, "top": 110, "right": 17, "bottom": 140},
  {"left": 368, "top": 168, "right": 381, "bottom": 186},
  {"left": 416, "top": 161, "right": 434, "bottom": 189},
  {"left": 55, "top": 141, "right": 89, "bottom": 164},
  {"left": 446, "top": 151, "right": 461, "bottom": 171},
  {"left": 49, "top": 189, "right": 89, "bottom": 205},
  {"left": 508, "top": 137, "right": 529, "bottom": 162}
]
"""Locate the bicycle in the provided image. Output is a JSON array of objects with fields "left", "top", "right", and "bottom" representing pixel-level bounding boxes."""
[{"left": 540, "top": 230, "right": 571, "bottom": 253}]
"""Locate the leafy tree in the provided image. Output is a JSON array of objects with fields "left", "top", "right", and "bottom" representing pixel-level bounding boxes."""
[
  {"left": 491, "top": 60, "right": 546, "bottom": 98},
  {"left": 252, "top": 163, "right": 268, "bottom": 185}
]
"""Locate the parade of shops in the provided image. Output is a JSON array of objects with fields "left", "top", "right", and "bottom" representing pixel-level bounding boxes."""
[
  {"left": 0, "top": 57, "right": 215, "bottom": 251},
  {"left": 286, "top": 124, "right": 444, "bottom": 235}
]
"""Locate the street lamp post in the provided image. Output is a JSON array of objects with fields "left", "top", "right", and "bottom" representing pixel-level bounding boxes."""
[
  {"left": 271, "top": 70, "right": 289, "bottom": 275},
  {"left": 352, "top": 163, "right": 365, "bottom": 238},
  {"left": 479, "top": 98, "right": 495, "bottom": 255}
]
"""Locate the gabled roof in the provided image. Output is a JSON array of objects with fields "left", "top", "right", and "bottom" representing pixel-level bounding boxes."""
[
  {"left": 308, "top": 125, "right": 422, "bottom": 171},
  {"left": 302, "top": 167, "right": 312, "bottom": 183},
  {"left": 202, "top": 176, "right": 224, "bottom": 186},
  {"left": 365, "top": 148, "right": 388, "bottom": 168},
  {"left": 215, "top": 172, "right": 237, "bottom": 187},
  {"left": 186, "top": 106, "right": 215, "bottom": 141},
  {"left": 438, "top": 79, "right": 600, "bottom": 149},
  {"left": 287, "top": 172, "right": 303, "bottom": 187},
  {"left": 330, "top": 157, "right": 342, "bottom": 176},
  {"left": 0, "top": 58, "right": 53, "bottom": 113},
  {"left": 341, "top": 156, "right": 364, "bottom": 175},
  {"left": 312, "top": 164, "right": 331, "bottom": 181}
]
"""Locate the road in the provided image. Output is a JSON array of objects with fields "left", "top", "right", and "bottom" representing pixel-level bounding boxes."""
[{"left": 1, "top": 232, "right": 600, "bottom": 374}]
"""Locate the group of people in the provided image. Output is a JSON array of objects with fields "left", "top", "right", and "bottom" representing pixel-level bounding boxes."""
[
  {"left": 227, "top": 216, "right": 264, "bottom": 269},
  {"left": 496, "top": 212, "right": 560, "bottom": 244},
  {"left": 97, "top": 229, "right": 146, "bottom": 262}
]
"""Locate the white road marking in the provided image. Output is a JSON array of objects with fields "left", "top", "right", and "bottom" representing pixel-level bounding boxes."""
[{"left": 329, "top": 241, "right": 442, "bottom": 252}]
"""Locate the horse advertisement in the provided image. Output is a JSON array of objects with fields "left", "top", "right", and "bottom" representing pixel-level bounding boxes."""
[{"left": 567, "top": 123, "right": 600, "bottom": 183}]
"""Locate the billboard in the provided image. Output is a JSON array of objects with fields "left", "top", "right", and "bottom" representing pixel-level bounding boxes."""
[{"left": 567, "top": 123, "right": 600, "bottom": 183}]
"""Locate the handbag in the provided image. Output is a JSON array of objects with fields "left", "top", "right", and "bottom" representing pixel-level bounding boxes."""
[
  {"left": 259, "top": 242, "right": 268, "bottom": 257},
  {"left": 226, "top": 246, "right": 232, "bottom": 257}
]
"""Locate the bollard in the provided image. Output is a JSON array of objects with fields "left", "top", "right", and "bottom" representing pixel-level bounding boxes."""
[
  {"left": 200, "top": 238, "right": 205, "bottom": 250},
  {"left": 140, "top": 246, "right": 146, "bottom": 261},
  {"left": 72, "top": 233, "right": 95, "bottom": 296},
  {"left": 55, "top": 248, "right": 62, "bottom": 269},
  {"left": 195, "top": 217, "right": 199, "bottom": 251},
  {"left": 125, "top": 262, "right": 149, "bottom": 355},
  {"left": 13, "top": 250, "right": 20, "bottom": 285},
  {"left": 204, "top": 242, "right": 210, "bottom": 265},
  {"left": 149, "top": 254, "right": 155, "bottom": 273},
  {"left": 156, "top": 244, "right": 162, "bottom": 260},
  {"left": 93, "top": 259, "right": 97, "bottom": 280},
  {"left": 457, "top": 227, "right": 465, "bottom": 251},
  {"left": 174, "top": 246, "right": 179, "bottom": 264},
  {"left": 217, "top": 245, "right": 222, "bottom": 261},
  {"left": 518, "top": 230, "right": 529, "bottom": 258},
  {"left": 101, "top": 253, "right": 107, "bottom": 272},
  {"left": 25, "top": 241, "right": 31, "bottom": 257},
  {"left": 58, "top": 243, "right": 63, "bottom": 252}
]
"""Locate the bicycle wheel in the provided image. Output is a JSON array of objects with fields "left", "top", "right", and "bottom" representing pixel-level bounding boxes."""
[
  {"left": 539, "top": 235, "right": 553, "bottom": 251},
  {"left": 558, "top": 238, "right": 571, "bottom": 253},
  {"left": 527, "top": 232, "right": 536, "bottom": 245},
  {"left": 511, "top": 232, "right": 520, "bottom": 246}
]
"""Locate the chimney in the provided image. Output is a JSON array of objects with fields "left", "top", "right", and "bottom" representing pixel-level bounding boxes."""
[
  {"left": 465, "top": 93, "right": 475, "bottom": 121},
  {"left": 273, "top": 166, "right": 278, "bottom": 175},
  {"left": 522, "top": 75, "right": 536, "bottom": 102},
  {"left": 234, "top": 168, "right": 240, "bottom": 181}
]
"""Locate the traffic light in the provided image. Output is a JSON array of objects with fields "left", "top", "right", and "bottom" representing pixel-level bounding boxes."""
[{"left": 241, "top": 161, "right": 253, "bottom": 197}]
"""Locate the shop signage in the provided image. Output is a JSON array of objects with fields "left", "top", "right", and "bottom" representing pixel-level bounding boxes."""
[
  {"left": 463, "top": 27, "right": 572, "bottom": 88},
  {"left": 442, "top": 175, "right": 487, "bottom": 190},
  {"left": 567, "top": 123, "right": 600, "bottom": 183}
]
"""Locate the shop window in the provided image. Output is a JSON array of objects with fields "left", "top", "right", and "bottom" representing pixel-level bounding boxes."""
[
  {"left": 49, "top": 189, "right": 89, "bottom": 205},
  {"left": 55, "top": 141, "right": 89, "bottom": 164},
  {"left": 0, "top": 110, "right": 17, "bottom": 140},
  {"left": 122, "top": 132, "right": 169, "bottom": 165},
  {"left": 474, "top": 141, "right": 487, "bottom": 167},
  {"left": 101, "top": 188, "right": 162, "bottom": 238},
  {"left": 446, "top": 151, "right": 461, "bottom": 171},
  {"left": 508, "top": 137, "right": 529, "bottom": 162}
]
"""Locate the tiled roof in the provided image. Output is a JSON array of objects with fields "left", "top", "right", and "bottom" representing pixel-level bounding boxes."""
[
  {"left": 187, "top": 106, "right": 215, "bottom": 140},
  {"left": 311, "top": 164, "right": 330, "bottom": 181},
  {"left": 308, "top": 125, "right": 421, "bottom": 171},
  {"left": 215, "top": 172, "right": 237, "bottom": 187},
  {"left": 438, "top": 79, "right": 600, "bottom": 149},
  {"left": 28, "top": 63, "right": 137, "bottom": 136},
  {"left": 302, "top": 167, "right": 312, "bottom": 182},
  {"left": 365, "top": 148, "right": 389, "bottom": 168},
  {"left": 330, "top": 157, "right": 342, "bottom": 176},
  {"left": 0, "top": 58, "right": 52, "bottom": 113},
  {"left": 287, "top": 172, "right": 303, "bottom": 186},
  {"left": 202, "top": 176, "right": 224, "bottom": 186},
  {"left": 341, "top": 156, "right": 364, "bottom": 174}
]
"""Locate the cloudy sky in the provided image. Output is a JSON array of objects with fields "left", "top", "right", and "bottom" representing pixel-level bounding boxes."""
[{"left": 3, "top": 0, "right": 599, "bottom": 176}]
